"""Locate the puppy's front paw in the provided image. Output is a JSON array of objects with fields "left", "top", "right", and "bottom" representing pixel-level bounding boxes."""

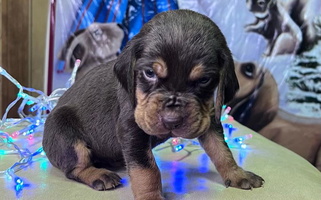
[{"left": 224, "top": 168, "right": 264, "bottom": 190}]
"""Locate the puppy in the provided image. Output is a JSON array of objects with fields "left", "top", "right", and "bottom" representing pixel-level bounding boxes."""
[
  {"left": 43, "top": 10, "right": 264, "bottom": 200},
  {"left": 245, "top": 0, "right": 302, "bottom": 56}
]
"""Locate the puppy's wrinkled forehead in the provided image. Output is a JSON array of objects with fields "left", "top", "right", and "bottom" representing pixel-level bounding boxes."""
[{"left": 136, "top": 10, "right": 224, "bottom": 88}]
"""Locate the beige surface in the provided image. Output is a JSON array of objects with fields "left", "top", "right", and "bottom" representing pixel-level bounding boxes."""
[{"left": 1, "top": 119, "right": 321, "bottom": 200}]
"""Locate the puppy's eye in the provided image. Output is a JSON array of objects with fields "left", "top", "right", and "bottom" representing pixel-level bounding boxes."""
[
  {"left": 198, "top": 77, "right": 211, "bottom": 86},
  {"left": 143, "top": 69, "right": 157, "bottom": 80}
]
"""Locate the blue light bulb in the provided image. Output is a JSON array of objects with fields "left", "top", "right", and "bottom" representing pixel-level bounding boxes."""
[
  {"left": 175, "top": 144, "right": 184, "bottom": 152},
  {"left": 15, "top": 177, "right": 23, "bottom": 185}
]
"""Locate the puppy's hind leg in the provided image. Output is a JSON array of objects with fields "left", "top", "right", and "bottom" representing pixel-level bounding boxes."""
[
  {"left": 43, "top": 106, "right": 121, "bottom": 190},
  {"left": 68, "top": 141, "right": 122, "bottom": 190}
]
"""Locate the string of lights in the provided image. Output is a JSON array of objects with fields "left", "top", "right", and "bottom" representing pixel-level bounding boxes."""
[{"left": 0, "top": 60, "right": 80, "bottom": 196}]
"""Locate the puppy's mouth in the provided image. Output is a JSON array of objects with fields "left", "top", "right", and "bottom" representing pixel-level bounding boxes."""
[
  {"left": 160, "top": 111, "right": 184, "bottom": 130},
  {"left": 137, "top": 110, "right": 209, "bottom": 139},
  {"left": 158, "top": 111, "right": 206, "bottom": 139},
  {"left": 158, "top": 112, "right": 185, "bottom": 136}
]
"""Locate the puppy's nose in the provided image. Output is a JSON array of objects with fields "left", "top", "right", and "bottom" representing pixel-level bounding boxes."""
[
  {"left": 162, "top": 116, "right": 183, "bottom": 130},
  {"left": 165, "top": 95, "right": 181, "bottom": 108}
]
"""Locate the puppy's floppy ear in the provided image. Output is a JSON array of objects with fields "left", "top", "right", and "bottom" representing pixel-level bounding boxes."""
[
  {"left": 113, "top": 38, "right": 138, "bottom": 104},
  {"left": 214, "top": 49, "right": 239, "bottom": 123}
]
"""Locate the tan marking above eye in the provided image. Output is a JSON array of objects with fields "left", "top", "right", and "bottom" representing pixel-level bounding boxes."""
[
  {"left": 152, "top": 59, "right": 167, "bottom": 78},
  {"left": 189, "top": 64, "right": 204, "bottom": 81}
]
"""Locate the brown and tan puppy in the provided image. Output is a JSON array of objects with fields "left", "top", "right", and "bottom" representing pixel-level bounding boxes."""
[{"left": 43, "top": 10, "right": 264, "bottom": 200}]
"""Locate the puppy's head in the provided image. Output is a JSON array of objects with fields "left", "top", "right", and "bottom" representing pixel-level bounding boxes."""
[
  {"left": 246, "top": 0, "right": 275, "bottom": 19},
  {"left": 114, "top": 10, "right": 239, "bottom": 139}
]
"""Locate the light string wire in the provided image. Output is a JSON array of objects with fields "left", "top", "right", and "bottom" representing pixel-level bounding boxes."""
[{"left": 0, "top": 60, "right": 80, "bottom": 196}]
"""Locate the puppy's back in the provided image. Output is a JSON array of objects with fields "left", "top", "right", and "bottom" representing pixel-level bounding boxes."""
[{"left": 46, "top": 60, "right": 122, "bottom": 158}]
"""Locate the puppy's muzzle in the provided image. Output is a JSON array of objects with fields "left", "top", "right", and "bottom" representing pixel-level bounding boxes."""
[
  {"left": 161, "top": 95, "right": 185, "bottom": 130},
  {"left": 162, "top": 115, "right": 183, "bottom": 130}
]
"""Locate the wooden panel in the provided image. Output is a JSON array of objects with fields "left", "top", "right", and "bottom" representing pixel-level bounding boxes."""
[
  {"left": 1, "top": 0, "right": 30, "bottom": 118},
  {"left": 30, "top": 0, "right": 49, "bottom": 91}
]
